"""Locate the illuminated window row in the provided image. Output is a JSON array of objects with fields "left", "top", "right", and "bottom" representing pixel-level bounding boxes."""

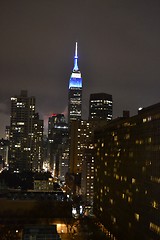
[{"left": 150, "top": 222, "right": 160, "bottom": 235}]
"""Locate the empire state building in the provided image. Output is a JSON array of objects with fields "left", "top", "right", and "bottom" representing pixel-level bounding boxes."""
[{"left": 68, "top": 42, "right": 82, "bottom": 123}]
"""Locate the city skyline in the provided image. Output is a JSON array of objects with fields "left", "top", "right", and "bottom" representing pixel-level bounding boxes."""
[{"left": 0, "top": 0, "right": 160, "bottom": 137}]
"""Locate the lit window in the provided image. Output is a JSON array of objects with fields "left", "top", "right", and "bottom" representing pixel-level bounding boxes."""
[
  {"left": 150, "top": 222, "right": 160, "bottom": 234},
  {"left": 152, "top": 201, "right": 158, "bottom": 209},
  {"left": 135, "top": 213, "right": 140, "bottom": 221},
  {"left": 132, "top": 178, "right": 136, "bottom": 184}
]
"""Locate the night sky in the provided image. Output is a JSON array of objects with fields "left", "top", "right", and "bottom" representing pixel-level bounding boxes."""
[{"left": 0, "top": 0, "right": 160, "bottom": 137}]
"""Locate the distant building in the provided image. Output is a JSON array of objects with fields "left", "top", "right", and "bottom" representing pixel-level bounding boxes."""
[
  {"left": 0, "top": 138, "right": 9, "bottom": 170},
  {"left": 69, "top": 120, "right": 93, "bottom": 174},
  {"left": 59, "top": 146, "right": 69, "bottom": 181},
  {"left": 68, "top": 42, "right": 82, "bottom": 123},
  {"left": 94, "top": 102, "right": 160, "bottom": 240},
  {"left": 34, "top": 178, "right": 54, "bottom": 191},
  {"left": 5, "top": 126, "right": 10, "bottom": 140},
  {"left": 81, "top": 145, "right": 95, "bottom": 204},
  {"left": 69, "top": 119, "right": 107, "bottom": 200},
  {"left": 9, "top": 90, "right": 43, "bottom": 172},
  {"left": 48, "top": 114, "right": 67, "bottom": 137},
  {"left": 89, "top": 93, "right": 113, "bottom": 120},
  {"left": 47, "top": 114, "right": 68, "bottom": 178}
]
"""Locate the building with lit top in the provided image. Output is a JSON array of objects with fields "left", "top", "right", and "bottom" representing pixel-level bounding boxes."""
[
  {"left": 9, "top": 90, "right": 43, "bottom": 172},
  {"left": 94, "top": 103, "right": 160, "bottom": 240},
  {"left": 89, "top": 93, "right": 113, "bottom": 120},
  {"left": 68, "top": 42, "right": 82, "bottom": 123}
]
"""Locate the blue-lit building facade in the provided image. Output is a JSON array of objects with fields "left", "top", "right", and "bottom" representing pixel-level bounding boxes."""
[{"left": 68, "top": 42, "right": 82, "bottom": 123}]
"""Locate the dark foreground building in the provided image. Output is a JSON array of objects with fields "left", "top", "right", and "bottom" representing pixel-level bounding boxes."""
[
  {"left": 94, "top": 103, "right": 160, "bottom": 240},
  {"left": 23, "top": 225, "right": 61, "bottom": 240},
  {"left": 0, "top": 193, "right": 72, "bottom": 225}
]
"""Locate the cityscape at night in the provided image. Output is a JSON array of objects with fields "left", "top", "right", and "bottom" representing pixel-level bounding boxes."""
[{"left": 0, "top": 1, "right": 160, "bottom": 240}]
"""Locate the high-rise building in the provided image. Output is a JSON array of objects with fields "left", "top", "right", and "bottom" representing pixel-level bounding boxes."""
[
  {"left": 94, "top": 102, "right": 160, "bottom": 240},
  {"left": 0, "top": 139, "right": 9, "bottom": 171},
  {"left": 48, "top": 114, "right": 67, "bottom": 137},
  {"left": 69, "top": 120, "right": 96, "bottom": 175},
  {"left": 9, "top": 90, "right": 43, "bottom": 172},
  {"left": 69, "top": 119, "right": 107, "bottom": 198},
  {"left": 47, "top": 114, "right": 68, "bottom": 177},
  {"left": 89, "top": 93, "right": 113, "bottom": 120},
  {"left": 68, "top": 42, "right": 82, "bottom": 123}
]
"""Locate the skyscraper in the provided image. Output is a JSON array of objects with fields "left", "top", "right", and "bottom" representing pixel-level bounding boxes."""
[
  {"left": 89, "top": 93, "right": 113, "bottom": 120},
  {"left": 47, "top": 114, "right": 68, "bottom": 177},
  {"left": 68, "top": 42, "right": 82, "bottom": 123},
  {"left": 0, "top": 139, "right": 9, "bottom": 171},
  {"left": 9, "top": 90, "right": 43, "bottom": 172}
]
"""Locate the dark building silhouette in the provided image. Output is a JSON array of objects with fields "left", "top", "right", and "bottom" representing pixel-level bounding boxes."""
[
  {"left": 23, "top": 225, "right": 61, "bottom": 240},
  {"left": 94, "top": 102, "right": 160, "bottom": 240},
  {"left": 47, "top": 114, "right": 68, "bottom": 178},
  {"left": 89, "top": 93, "right": 113, "bottom": 120}
]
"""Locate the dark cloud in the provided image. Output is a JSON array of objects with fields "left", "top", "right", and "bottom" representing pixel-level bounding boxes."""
[{"left": 0, "top": 0, "right": 160, "bottom": 137}]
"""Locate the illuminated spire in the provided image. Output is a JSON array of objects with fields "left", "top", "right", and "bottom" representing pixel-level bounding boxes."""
[{"left": 73, "top": 42, "right": 79, "bottom": 71}]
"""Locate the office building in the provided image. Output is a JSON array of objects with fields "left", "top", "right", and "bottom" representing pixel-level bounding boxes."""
[
  {"left": 48, "top": 114, "right": 67, "bottom": 137},
  {"left": 81, "top": 145, "right": 95, "bottom": 204},
  {"left": 5, "top": 126, "right": 10, "bottom": 140},
  {"left": 89, "top": 93, "right": 112, "bottom": 120},
  {"left": 9, "top": 90, "right": 43, "bottom": 172},
  {"left": 69, "top": 120, "right": 93, "bottom": 174},
  {"left": 68, "top": 42, "right": 82, "bottom": 123},
  {"left": 94, "top": 103, "right": 160, "bottom": 240},
  {"left": 47, "top": 114, "right": 68, "bottom": 177},
  {"left": 0, "top": 139, "right": 9, "bottom": 171},
  {"left": 69, "top": 119, "right": 106, "bottom": 199},
  {"left": 59, "top": 146, "right": 69, "bottom": 182}
]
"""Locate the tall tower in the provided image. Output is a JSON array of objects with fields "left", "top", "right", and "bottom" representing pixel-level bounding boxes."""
[
  {"left": 47, "top": 113, "right": 68, "bottom": 177},
  {"left": 68, "top": 42, "right": 82, "bottom": 123},
  {"left": 9, "top": 90, "right": 43, "bottom": 172}
]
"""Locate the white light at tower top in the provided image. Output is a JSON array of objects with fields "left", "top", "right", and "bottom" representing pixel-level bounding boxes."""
[
  {"left": 69, "top": 42, "right": 82, "bottom": 89},
  {"left": 73, "top": 42, "right": 79, "bottom": 71}
]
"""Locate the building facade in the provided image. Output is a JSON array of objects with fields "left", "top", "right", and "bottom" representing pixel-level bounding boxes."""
[
  {"left": 69, "top": 120, "right": 93, "bottom": 174},
  {"left": 68, "top": 42, "right": 82, "bottom": 123},
  {"left": 69, "top": 119, "right": 107, "bottom": 201},
  {"left": 9, "top": 90, "right": 43, "bottom": 172},
  {"left": 89, "top": 93, "right": 113, "bottom": 120},
  {"left": 47, "top": 114, "right": 68, "bottom": 178},
  {"left": 94, "top": 103, "right": 160, "bottom": 240},
  {"left": 0, "top": 139, "right": 9, "bottom": 171}
]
